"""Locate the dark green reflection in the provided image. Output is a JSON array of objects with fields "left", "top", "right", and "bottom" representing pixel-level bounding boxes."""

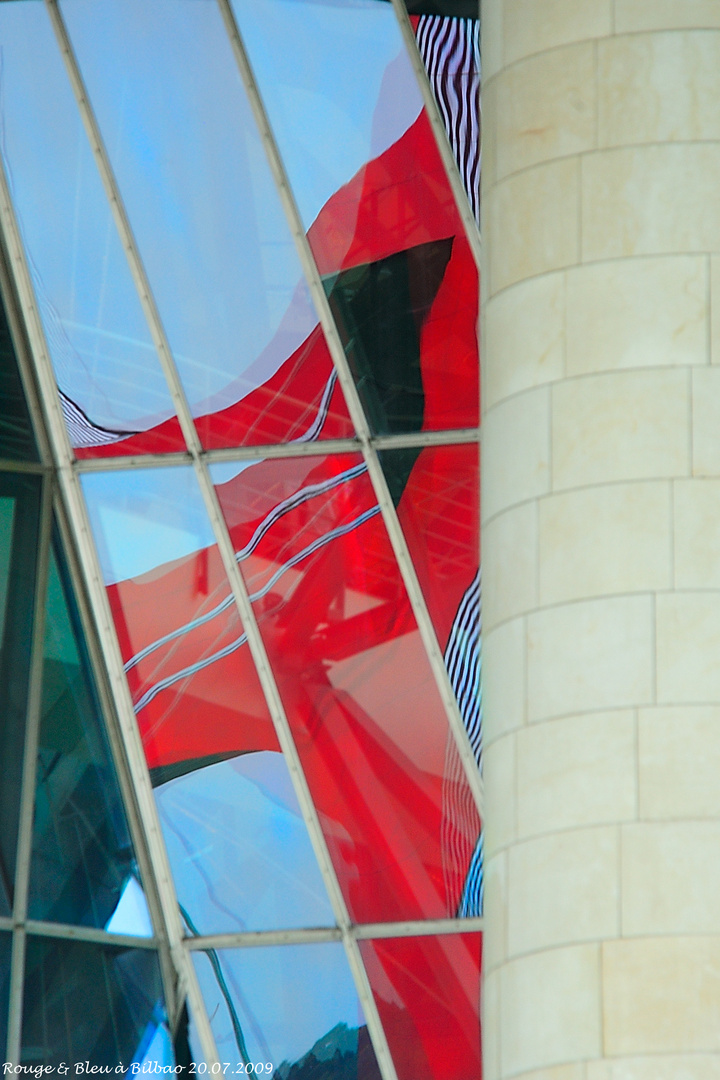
[
  {"left": 324, "top": 238, "right": 451, "bottom": 440},
  {"left": 28, "top": 538, "right": 140, "bottom": 931},
  {"left": 0, "top": 473, "right": 42, "bottom": 916},
  {"left": 0, "top": 283, "right": 38, "bottom": 462},
  {"left": 0, "top": 932, "right": 10, "bottom": 1058},
  {"left": 22, "top": 937, "right": 166, "bottom": 1067}
]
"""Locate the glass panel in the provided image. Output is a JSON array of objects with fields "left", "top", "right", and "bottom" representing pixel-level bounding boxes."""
[
  {"left": 412, "top": 13, "right": 481, "bottom": 221},
  {"left": 0, "top": 933, "right": 10, "bottom": 1059},
  {"left": 157, "top": 751, "right": 335, "bottom": 935},
  {"left": 384, "top": 443, "right": 481, "bottom": 763},
  {"left": 211, "top": 454, "right": 482, "bottom": 923},
  {"left": 61, "top": 0, "right": 354, "bottom": 451},
  {"left": 0, "top": 3, "right": 183, "bottom": 458},
  {"left": 231, "top": 0, "right": 478, "bottom": 434},
  {"left": 193, "top": 943, "right": 381, "bottom": 1078},
  {"left": 28, "top": 539, "right": 151, "bottom": 935},
  {"left": 0, "top": 474, "right": 42, "bottom": 917},
  {"left": 359, "top": 933, "right": 482, "bottom": 1080},
  {"left": 21, "top": 937, "right": 168, "bottom": 1069},
  {"left": 82, "top": 466, "right": 334, "bottom": 933},
  {"left": 0, "top": 288, "right": 38, "bottom": 462}
]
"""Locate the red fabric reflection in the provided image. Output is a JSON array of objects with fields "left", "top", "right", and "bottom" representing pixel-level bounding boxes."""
[
  {"left": 360, "top": 934, "right": 482, "bottom": 1080},
  {"left": 74, "top": 104, "right": 478, "bottom": 459}
]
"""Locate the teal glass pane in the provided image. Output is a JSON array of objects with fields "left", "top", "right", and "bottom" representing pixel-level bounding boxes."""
[
  {"left": 0, "top": 932, "right": 10, "bottom": 1058},
  {"left": 0, "top": 473, "right": 42, "bottom": 917},
  {"left": 0, "top": 290, "right": 38, "bottom": 462},
  {"left": 192, "top": 942, "right": 381, "bottom": 1078},
  {"left": 27, "top": 537, "right": 152, "bottom": 936},
  {"left": 21, "top": 937, "right": 168, "bottom": 1068}
]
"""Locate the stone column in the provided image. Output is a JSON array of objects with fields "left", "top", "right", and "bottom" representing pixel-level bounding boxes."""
[{"left": 481, "top": 3, "right": 720, "bottom": 1079}]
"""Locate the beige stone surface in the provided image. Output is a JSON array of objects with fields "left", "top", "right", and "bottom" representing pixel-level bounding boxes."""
[
  {"left": 482, "top": 617, "right": 526, "bottom": 742},
  {"left": 712, "top": 255, "right": 720, "bottom": 365},
  {"left": 508, "top": 827, "right": 618, "bottom": 956},
  {"left": 657, "top": 592, "right": 720, "bottom": 702},
  {"left": 639, "top": 705, "right": 720, "bottom": 819},
  {"left": 603, "top": 937, "right": 720, "bottom": 1053},
  {"left": 552, "top": 369, "right": 689, "bottom": 489},
  {"left": 483, "top": 851, "right": 507, "bottom": 973},
  {"left": 483, "top": 501, "right": 537, "bottom": 631},
  {"left": 517, "top": 711, "right": 636, "bottom": 838},
  {"left": 484, "top": 733, "right": 516, "bottom": 856},
  {"left": 527, "top": 596, "right": 653, "bottom": 721},
  {"left": 485, "top": 272, "right": 565, "bottom": 410},
  {"left": 481, "top": 73, "right": 498, "bottom": 194},
  {"left": 582, "top": 144, "right": 720, "bottom": 262},
  {"left": 674, "top": 480, "right": 720, "bottom": 587},
  {"left": 483, "top": 966, "right": 501, "bottom": 1080},
  {"left": 587, "top": 1057, "right": 720, "bottom": 1080},
  {"left": 482, "top": 387, "right": 550, "bottom": 520},
  {"left": 566, "top": 257, "right": 707, "bottom": 375},
  {"left": 615, "top": 0, "right": 720, "bottom": 32},
  {"left": 495, "top": 43, "right": 596, "bottom": 180},
  {"left": 622, "top": 821, "right": 720, "bottom": 935},
  {"left": 598, "top": 32, "right": 720, "bottom": 147},
  {"left": 692, "top": 367, "right": 720, "bottom": 475},
  {"left": 488, "top": 158, "right": 579, "bottom": 294},
  {"left": 503, "top": 0, "right": 611, "bottom": 64},
  {"left": 538, "top": 482, "right": 671, "bottom": 605},
  {"left": 480, "top": 0, "right": 503, "bottom": 82},
  {"left": 513, "top": 1068, "right": 586, "bottom": 1080},
  {"left": 501, "top": 945, "right": 601, "bottom": 1074}
]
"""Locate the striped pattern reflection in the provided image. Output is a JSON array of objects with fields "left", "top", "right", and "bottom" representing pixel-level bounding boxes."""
[
  {"left": 415, "top": 15, "right": 481, "bottom": 221},
  {"left": 443, "top": 570, "right": 483, "bottom": 916}
]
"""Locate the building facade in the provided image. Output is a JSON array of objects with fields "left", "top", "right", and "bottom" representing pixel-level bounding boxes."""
[{"left": 0, "top": 1, "right": 482, "bottom": 1077}]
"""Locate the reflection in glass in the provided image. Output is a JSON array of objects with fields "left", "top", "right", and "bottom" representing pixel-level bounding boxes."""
[
  {"left": 193, "top": 943, "right": 380, "bottom": 1078},
  {"left": 0, "top": 474, "right": 42, "bottom": 917},
  {"left": 61, "top": 0, "right": 353, "bottom": 451},
  {"left": 82, "top": 467, "right": 334, "bottom": 934},
  {"left": 231, "top": 0, "right": 478, "bottom": 434},
  {"left": 21, "top": 937, "right": 168, "bottom": 1068},
  {"left": 0, "top": 288, "right": 38, "bottom": 462},
  {"left": 28, "top": 539, "right": 149, "bottom": 934},
  {"left": 157, "top": 751, "right": 335, "bottom": 936},
  {"left": 0, "top": 2, "right": 181, "bottom": 455},
  {"left": 0, "top": 932, "right": 10, "bottom": 1057},
  {"left": 360, "top": 933, "right": 482, "bottom": 1080},
  {"left": 211, "top": 454, "right": 482, "bottom": 924}
]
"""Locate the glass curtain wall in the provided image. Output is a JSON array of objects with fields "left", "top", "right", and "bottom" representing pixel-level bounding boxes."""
[{"left": 0, "top": 1, "right": 481, "bottom": 1077}]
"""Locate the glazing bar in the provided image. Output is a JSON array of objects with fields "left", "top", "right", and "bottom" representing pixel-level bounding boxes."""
[
  {"left": 0, "top": 17, "right": 218, "bottom": 1059},
  {"left": 184, "top": 917, "right": 484, "bottom": 952},
  {"left": 6, "top": 476, "right": 52, "bottom": 1065},
  {"left": 216, "top": 0, "right": 484, "bottom": 820},
  {"left": 43, "top": 5, "right": 400, "bottom": 1075},
  {"left": 388, "top": 0, "right": 482, "bottom": 271}
]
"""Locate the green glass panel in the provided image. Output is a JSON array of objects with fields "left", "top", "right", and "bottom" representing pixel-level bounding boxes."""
[
  {"left": 0, "top": 474, "right": 42, "bottom": 916},
  {"left": 21, "top": 937, "right": 168, "bottom": 1067},
  {"left": 0, "top": 281, "right": 38, "bottom": 462},
  {"left": 27, "top": 539, "right": 151, "bottom": 935},
  {"left": 0, "top": 932, "right": 10, "bottom": 1059}
]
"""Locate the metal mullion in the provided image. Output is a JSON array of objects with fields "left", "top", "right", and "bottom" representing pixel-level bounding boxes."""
[
  {"left": 44, "top": 0, "right": 198, "bottom": 458},
  {"left": 51, "top": 491, "right": 179, "bottom": 1021},
  {"left": 216, "top": 0, "right": 484, "bottom": 819},
  {"left": 24, "top": 919, "right": 158, "bottom": 951},
  {"left": 71, "top": 427, "right": 480, "bottom": 474},
  {"left": 0, "top": 460, "right": 48, "bottom": 476},
  {"left": 183, "top": 916, "right": 484, "bottom": 952},
  {"left": 0, "top": 88, "right": 219, "bottom": 1074},
  {"left": 388, "top": 0, "right": 482, "bottom": 272},
  {"left": 6, "top": 473, "right": 53, "bottom": 1065},
  {"left": 191, "top": 457, "right": 401, "bottom": 1080}
]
